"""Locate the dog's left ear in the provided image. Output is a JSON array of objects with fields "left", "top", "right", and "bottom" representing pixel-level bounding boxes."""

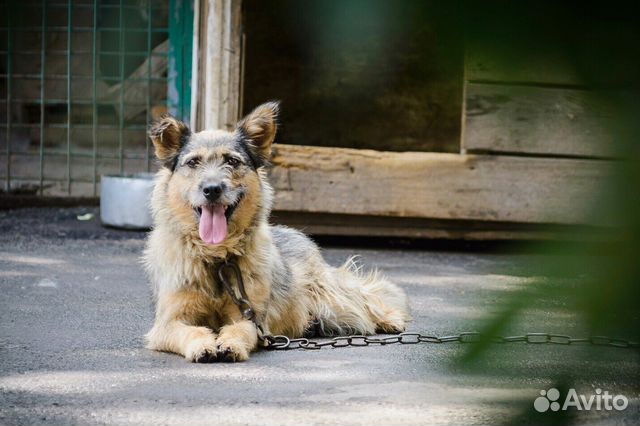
[
  {"left": 237, "top": 101, "right": 279, "bottom": 162},
  {"left": 148, "top": 115, "right": 191, "bottom": 169}
]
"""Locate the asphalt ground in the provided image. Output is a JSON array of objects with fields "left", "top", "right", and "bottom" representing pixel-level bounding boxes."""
[{"left": 0, "top": 207, "right": 638, "bottom": 425}]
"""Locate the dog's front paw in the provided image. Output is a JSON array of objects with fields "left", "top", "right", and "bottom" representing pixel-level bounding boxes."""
[
  {"left": 215, "top": 338, "right": 250, "bottom": 362},
  {"left": 185, "top": 335, "right": 218, "bottom": 363}
]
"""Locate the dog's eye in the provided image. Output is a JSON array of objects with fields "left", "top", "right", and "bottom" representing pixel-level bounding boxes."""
[
  {"left": 185, "top": 158, "right": 200, "bottom": 168},
  {"left": 226, "top": 157, "right": 241, "bottom": 167}
]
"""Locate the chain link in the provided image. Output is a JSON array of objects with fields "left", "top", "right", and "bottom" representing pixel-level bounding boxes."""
[
  {"left": 216, "top": 260, "right": 639, "bottom": 353},
  {"left": 262, "top": 331, "right": 640, "bottom": 351}
]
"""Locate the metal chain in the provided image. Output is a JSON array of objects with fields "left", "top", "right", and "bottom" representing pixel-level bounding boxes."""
[
  {"left": 261, "top": 332, "right": 640, "bottom": 351},
  {"left": 217, "top": 260, "right": 270, "bottom": 343},
  {"left": 216, "top": 260, "right": 639, "bottom": 352}
]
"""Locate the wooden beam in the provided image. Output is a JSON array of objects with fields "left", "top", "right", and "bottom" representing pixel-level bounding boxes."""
[
  {"left": 269, "top": 145, "right": 612, "bottom": 226},
  {"left": 463, "top": 83, "right": 621, "bottom": 158},
  {"left": 193, "top": 0, "right": 242, "bottom": 131},
  {"left": 271, "top": 211, "right": 616, "bottom": 242}
]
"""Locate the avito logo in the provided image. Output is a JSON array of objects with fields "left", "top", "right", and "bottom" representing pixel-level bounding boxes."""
[{"left": 534, "top": 388, "right": 628, "bottom": 413}]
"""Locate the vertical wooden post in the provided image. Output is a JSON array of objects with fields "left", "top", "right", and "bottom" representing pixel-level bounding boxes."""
[{"left": 192, "top": 0, "right": 243, "bottom": 132}]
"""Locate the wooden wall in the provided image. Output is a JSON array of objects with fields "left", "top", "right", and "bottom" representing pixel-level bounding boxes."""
[
  {"left": 192, "top": 0, "right": 639, "bottom": 239},
  {"left": 462, "top": 0, "right": 639, "bottom": 159}
]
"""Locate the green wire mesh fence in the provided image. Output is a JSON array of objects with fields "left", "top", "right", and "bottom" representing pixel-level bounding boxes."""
[{"left": 0, "top": 0, "right": 169, "bottom": 197}]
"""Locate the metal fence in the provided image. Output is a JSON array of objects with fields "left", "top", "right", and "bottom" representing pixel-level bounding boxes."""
[{"left": 0, "top": 0, "right": 170, "bottom": 197}]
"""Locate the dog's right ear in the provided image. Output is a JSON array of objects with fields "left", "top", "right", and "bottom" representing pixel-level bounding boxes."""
[{"left": 148, "top": 116, "right": 191, "bottom": 169}]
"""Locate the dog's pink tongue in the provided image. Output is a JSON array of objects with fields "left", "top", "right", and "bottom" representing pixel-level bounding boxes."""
[{"left": 198, "top": 205, "right": 227, "bottom": 245}]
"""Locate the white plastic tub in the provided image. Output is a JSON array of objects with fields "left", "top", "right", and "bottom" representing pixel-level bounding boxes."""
[{"left": 100, "top": 173, "right": 155, "bottom": 229}]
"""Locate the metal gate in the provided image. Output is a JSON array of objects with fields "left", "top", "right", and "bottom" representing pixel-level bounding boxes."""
[{"left": 1, "top": 0, "right": 174, "bottom": 198}]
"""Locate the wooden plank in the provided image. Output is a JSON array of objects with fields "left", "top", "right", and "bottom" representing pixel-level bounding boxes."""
[
  {"left": 269, "top": 145, "right": 612, "bottom": 226},
  {"left": 463, "top": 83, "right": 620, "bottom": 158},
  {"left": 271, "top": 211, "right": 616, "bottom": 242},
  {"left": 194, "top": 0, "right": 242, "bottom": 131},
  {"left": 106, "top": 40, "right": 169, "bottom": 121}
]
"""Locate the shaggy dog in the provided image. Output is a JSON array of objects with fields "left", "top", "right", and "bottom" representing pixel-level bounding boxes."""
[{"left": 144, "top": 102, "right": 411, "bottom": 362}]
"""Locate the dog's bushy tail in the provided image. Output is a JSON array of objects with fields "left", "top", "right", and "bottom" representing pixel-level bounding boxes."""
[{"left": 310, "top": 256, "right": 411, "bottom": 336}]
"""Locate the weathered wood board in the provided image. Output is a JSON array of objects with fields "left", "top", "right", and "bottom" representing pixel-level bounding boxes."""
[
  {"left": 463, "top": 83, "right": 621, "bottom": 158},
  {"left": 269, "top": 145, "right": 611, "bottom": 226},
  {"left": 271, "top": 211, "right": 614, "bottom": 242},
  {"left": 192, "top": 0, "right": 242, "bottom": 131}
]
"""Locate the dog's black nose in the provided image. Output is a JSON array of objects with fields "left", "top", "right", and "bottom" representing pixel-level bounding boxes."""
[{"left": 202, "top": 184, "right": 223, "bottom": 201}]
